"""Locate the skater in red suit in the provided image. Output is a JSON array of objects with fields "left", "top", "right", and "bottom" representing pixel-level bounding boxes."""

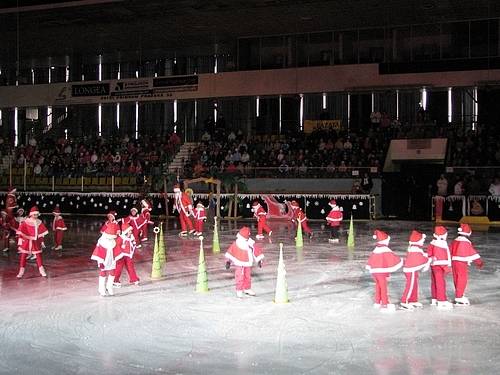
[
  {"left": 173, "top": 184, "right": 195, "bottom": 236},
  {"left": 1, "top": 210, "right": 10, "bottom": 253},
  {"left": 193, "top": 202, "right": 206, "bottom": 237},
  {"left": 113, "top": 223, "right": 140, "bottom": 287},
  {"left": 5, "top": 186, "right": 17, "bottom": 222},
  {"left": 427, "top": 226, "right": 454, "bottom": 309},
  {"left": 400, "top": 230, "right": 431, "bottom": 310},
  {"left": 290, "top": 200, "right": 313, "bottom": 238},
  {"left": 16, "top": 206, "right": 49, "bottom": 278},
  {"left": 91, "top": 221, "right": 123, "bottom": 296},
  {"left": 326, "top": 199, "right": 343, "bottom": 243},
  {"left": 101, "top": 211, "right": 118, "bottom": 234},
  {"left": 451, "top": 223, "right": 484, "bottom": 305},
  {"left": 140, "top": 199, "right": 153, "bottom": 242},
  {"left": 126, "top": 207, "right": 146, "bottom": 248},
  {"left": 52, "top": 206, "right": 67, "bottom": 251},
  {"left": 251, "top": 201, "right": 272, "bottom": 239},
  {"left": 224, "top": 226, "right": 264, "bottom": 298},
  {"left": 366, "top": 229, "right": 403, "bottom": 312}
]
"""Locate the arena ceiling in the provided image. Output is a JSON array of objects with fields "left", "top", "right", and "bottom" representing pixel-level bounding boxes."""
[{"left": 1, "top": 0, "right": 500, "bottom": 66}]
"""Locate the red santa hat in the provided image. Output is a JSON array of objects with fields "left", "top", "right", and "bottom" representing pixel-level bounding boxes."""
[
  {"left": 107, "top": 210, "right": 117, "bottom": 221},
  {"left": 290, "top": 200, "right": 300, "bottom": 209},
  {"left": 373, "top": 229, "right": 390, "bottom": 243},
  {"left": 16, "top": 208, "right": 24, "bottom": 216},
  {"left": 121, "top": 222, "right": 133, "bottom": 234},
  {"left": 196, "top": 202, "right": 204, "bottom": 208},
  {"left": 408, "top": 230, "right": 426, "bottom": 245},
  {"left": 237, "top": 226, "right": 251, "bottom": 240},
  {"left": 130, "top": 207, "right": 138, "bottom": 214},
  {"left": 52, "top": 206, "right": 61, "bottom": 215},
  {"left": 433, "top": 225, "right": 448, "bottom": 239},
  {"left": 29, "top": 206, "right": 40, "bottom": 217},
  {"left": 252, "top": 201, "right": 261, "bottom": 208},
  {"left": 328, "top": 199, "right": 337, "bottom": 208},
  {"left": 458, "top": 223, "right": 472, "bottom": 236},
  {"left": 103, "top": 222, "right": 120, "bottom": 238}
]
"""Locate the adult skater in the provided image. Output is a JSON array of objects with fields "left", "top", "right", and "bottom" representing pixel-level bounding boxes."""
[
  {"left": 224, "top": 226, "right": 264, "bottom": 298},
  {"left": 326, "top": 199, "right": 343, "bottom": 243},
  {"left": 16, "top": 206, "right": 49, "bottom": 278},
  {"left": 51, "top": 206, "right": 67, "bottom": 251},
  {"left": 173, "top": 184, "right": 195, "bottom": 236},
  {"left": 400, "top": 230, "right": 431, "bottom": 310},
  {"left": 451, "top": 223, "right": 484, "bottom": 305},
  {"left": 251, "top": 200, "right": 272, "bottom": 240},
  {"left": 427, "top": 226, "right": 453, "bottom": 309},
  {"left": 366, "top": 230, "right": 403, "bottom": 312}
]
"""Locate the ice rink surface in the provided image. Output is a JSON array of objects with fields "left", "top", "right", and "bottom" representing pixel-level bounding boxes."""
[{"left": 1, "top": 218, "right": 499, "bottom": 375}]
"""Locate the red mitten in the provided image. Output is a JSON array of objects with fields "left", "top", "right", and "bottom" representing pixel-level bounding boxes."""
[{"left": 475, "top": 259, "right": 484, "bottom": 269}]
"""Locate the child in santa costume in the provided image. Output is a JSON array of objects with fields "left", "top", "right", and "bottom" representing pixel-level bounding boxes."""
[
  {"left": 326, "top": 199, "right": 343, "bottom": 243},
  {"left": 4, "top": 208, "right": 26, "bottom": 253},
  {"left": 113, "top": 222, "right": 140, "bottom": 287},
  {"left": 52, "top": 206, "right": 67, "bottom": 251},
  {"left": 173, "top": 184, "right": 195, "bottom": 236},
  {"left": 427, "top": 226, "right": 454, "bottom": 309},
  {"left": 290, "top": 200, "right": 313, "bottom": 239},
  {"left": 126, "top": 207, "right": 147, "bottom": 248},
  {"left": 400, "top": 230, "right": 431, "bottom": 310},
  {"left": 140, "top": 199, "right": 153, "bottom": 242},
  {"left": 251, "top": 200, "right": 272, "bottom": 240},
  {"left": 16, "top": 206, "right": 49, "bottom": 278},
  {"left": 5, "top": 186, "right": 18, "bottom": 220},
  {"left": 1, "top": 210, "right": 10, "bottom": 253},
  {"left": 101, "top": 210, "right": 118, "bottom": 234},
  {"left": 193, "top": 202, "right": 206, "bottom": 237},
  {"left": 451, "top": 223, "right": 484, "bottom": 306},
  {"left": 91, "top": 221, "right": 123, "bottom": 296},
  {"left": 366, "top": 230, "right": 403, "bottom": 311},
  {"left": 224, "top": 226, "right": 264, "bottom": 298}
]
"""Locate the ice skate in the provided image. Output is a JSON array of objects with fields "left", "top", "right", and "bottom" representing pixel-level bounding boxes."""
[
  {"left": 256, "top": 234, "right": 264, "bottom": 240},
  {"left": 268, "top": 231, "right": 272, "bottom": 237},
  {"left": 380, "top": 304, "right": 396, "bottom": 312},
  {"left": 98, "top": 276, "right": 107, "bottom": 297},
  {"left": 454, "top": 296, "right": 470, "bottom": 306},
  {"left": 400, "top": 303, "right": 414, "bottom": 311},
  {"left": 244, "top": 289, "right": 256, "bottom": 296},
  {"left": 106, "top": 276, "right": 114, "bottom": 296},
  {"left": 2, "top": 247, "right": 9, "bottom": 252},
  {"left": 308, "top": 232, "right": 314, "bottom": 239},
  {"left": 16, "top": 267, "right": 25, "bottom": 279},
  {"left": 437, "top": 300, "right": 453, "bottom": 310},
  {"left": 430, "top": 298, "right": 437, "bottom": 306},
  {"left": 54, "top": 245, "right": 62, "bottom": 251},
  {"left": 373, "top": 303, "right": 381, "bottom": 308},
  {"left": 189, "top": 229, "right": 196, "bottom": 235},
  {"left": 136, "top": 243, "right": 142, "bottom": 249},
  {"left": 179, "top": 231, "right": 188, "bottom": 237},
  {"left": 236, "top": 290, "right": 244, "bottom": 298},
  {"left": 133, "top": 281, "right": 140, "bottom": 286},
  {"left": 113, "top": 282, "right": 122, "bottom": 288},
  {"left": 141, "top": 237, "right": 148, "bottom": 242},
  {"left": 39, "top": 266, "right": 47, "bottom": 277},
  {"left": 410, "top": 302, "right": 423, "bottom": 308}
]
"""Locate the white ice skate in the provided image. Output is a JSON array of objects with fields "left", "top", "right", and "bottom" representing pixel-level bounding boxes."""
[
  {"left": 430, "top": 298, "right": 437, "bottom": 306},
  {"left": 189, "top": 229, "right": 196, "bottom": 235},
  {"left": 380, "top": 304, "right": 396, "bottom": 312},
  {"left": 98, "top": 276, "right": 107, "bottom": 297},
  {"left": 39, "top": 266, "right": 47, "bottom": 277},
  {"left": 179, "top": 231, "right": 188, "bottom": 237},
  {"left": 16, "top": 267, "right": 25, "bottom": 279},
  {"left": 141, "top": 237, "right": 148, "bottom": 242},
  {"left": 54, "top": 245, "right": 62, "bottom": 251},
  {"left": 410, "top": 302, "right": 423, "bottom": 308},
  {"left": 106, "top": 276, "right": 114, "bottom": 296},
  {"left": 400, "top": 303, "right": 415, "bottom": 311},
  {"left": 454, "top": 296, "right": 470, "bottom": 306},
  {"left": 373, "top": 303, "right": 381, "bottom": 308},
  {"left": 236, "top": 291, "right": 244, "bottom": 298},
  {"left": 133, "top": 281, "right": 140, "bottom": 286},
  {"left": 256, "top": 234, "right": 265, "bottom": 240},
  {"left": 113, "top": 282, "right": 122, "bottom": 288},
  {"left": 437, "top": 300, "right": 454, "bottom": 310},
  {"left": 2, "top": 247, "right": 9, "bottom": 252},
  {"left": 268, "top": 231, "right": 273, "bottom": 237},
  {"left": 244, "top": 289, "right": 256, "bottom": 296}
]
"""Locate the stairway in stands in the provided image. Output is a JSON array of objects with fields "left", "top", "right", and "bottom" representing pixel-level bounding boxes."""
[{"left": 168, "top": 142, "right": 198, "bottom": 175}]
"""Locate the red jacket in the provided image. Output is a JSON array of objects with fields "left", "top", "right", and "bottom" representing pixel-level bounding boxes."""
[
  {"left": 17, "top": 218, "right": 49, "bottom": 254},
  {"left": 326, "top": 208, "right": 343, "bottom": 227},
  {"left": 366, "top": 245, "right": 402, "bottom": 274},
  {"left": 225, "top": 238, "right": 264, "bottom": 267},
  {"left": 451, "top": 236, "right": 481, "bottom": 264},
  {"left": 403, "top": 245, "right": 431, "bottom": 273},
  {"left": 427, "top": 239, "right": 451, "bottom": 266}
]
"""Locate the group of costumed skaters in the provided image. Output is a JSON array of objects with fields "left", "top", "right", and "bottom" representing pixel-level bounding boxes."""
[
  {"left": 173, "top": 183, "right": 206, "bottom": 237},
  {"left": 366, "top": 224, "right": 483, "bottom": 312},
  {"left": 90, "top": 200, "right": 153, "bottom": 296}
]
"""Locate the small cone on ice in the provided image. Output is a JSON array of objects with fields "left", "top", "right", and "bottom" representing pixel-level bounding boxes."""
[
  {"left": 274, "top": 243, "right": 289, "bottom": 304},
  {"left": 295, "top": 221, "right": 303, "bottom": 247},
  {"left": 158, "top": 222, "right": 166, "bottom": 266},
  {"left": 347, "top": 215, "right": 355, "bottom": 248},
  {"left": 196, "top": 236, "right": 209, "bottom": 293},
  {"left": 212, "top": 216, "right": 220, "bottom": 254},
  {"left": 151, "top": 227, "right": 163, "bottom": 279}
]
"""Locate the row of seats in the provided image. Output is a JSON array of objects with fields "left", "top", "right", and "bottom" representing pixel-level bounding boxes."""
[{"left": 0, "top": 175, "right": 139, "bottom": 187}]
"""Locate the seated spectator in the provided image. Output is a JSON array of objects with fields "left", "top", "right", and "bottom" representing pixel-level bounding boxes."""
[
  {"left": 436, "top": 174, "right": 448, "bottom": 196},
  {"left": 489, "top": 177, "right": 500, "bottom": 196}
]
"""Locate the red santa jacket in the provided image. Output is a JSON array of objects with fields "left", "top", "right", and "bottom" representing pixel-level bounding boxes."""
[
  {"left": 295, "top": 208, "right": 308, "bottom": 223},
  {"left": 52, "top": 216, "right": 67, "bottom": 232},
  {"left": 116, "top": 233, "right": 137, "bottom": 259},
  {"left": 403, "top": 245, "right": 431, "bottom": 273},
  {"left": 366, "top": 245, "right": 402, "bottom": 274},
  {"left": 225, "top": 238, "right": 264, "bottom": 267},
  {"left": 16, "top": 218, "right": 49, "bottom": 254},
  {"left": 427, "top": 239, "right": 451, "bottom": 266},
  {"left": 91, "top": 233, "right": 124, "bottom": 270},
  {"left": 194, "top": 206, "right": 206, "bottom": 221},
  {"left": 100, "top": 220, "right": 119, "bottom": 234},
  {"left": 175, "top": 193, "right": 193, "bottom": 216},
  {"left": 326, "top": 208, "right": 343, "bottom": 227},
  {"left": 451, "top": 236, "right": 481, "bottom": 264},
  {"left": 129, "top": 214, "right": 147, "bottom": 231},
  {"left": 141, "top": 209, "right": 153, "bottom": 225},
  {"left": 253, "top": 205, "right": 267, "bottom": 221}
]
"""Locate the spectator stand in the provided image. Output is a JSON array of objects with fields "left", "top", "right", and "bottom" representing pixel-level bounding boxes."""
[{"left": 432, "top": 195, "right": 500, "bottom": 225}]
